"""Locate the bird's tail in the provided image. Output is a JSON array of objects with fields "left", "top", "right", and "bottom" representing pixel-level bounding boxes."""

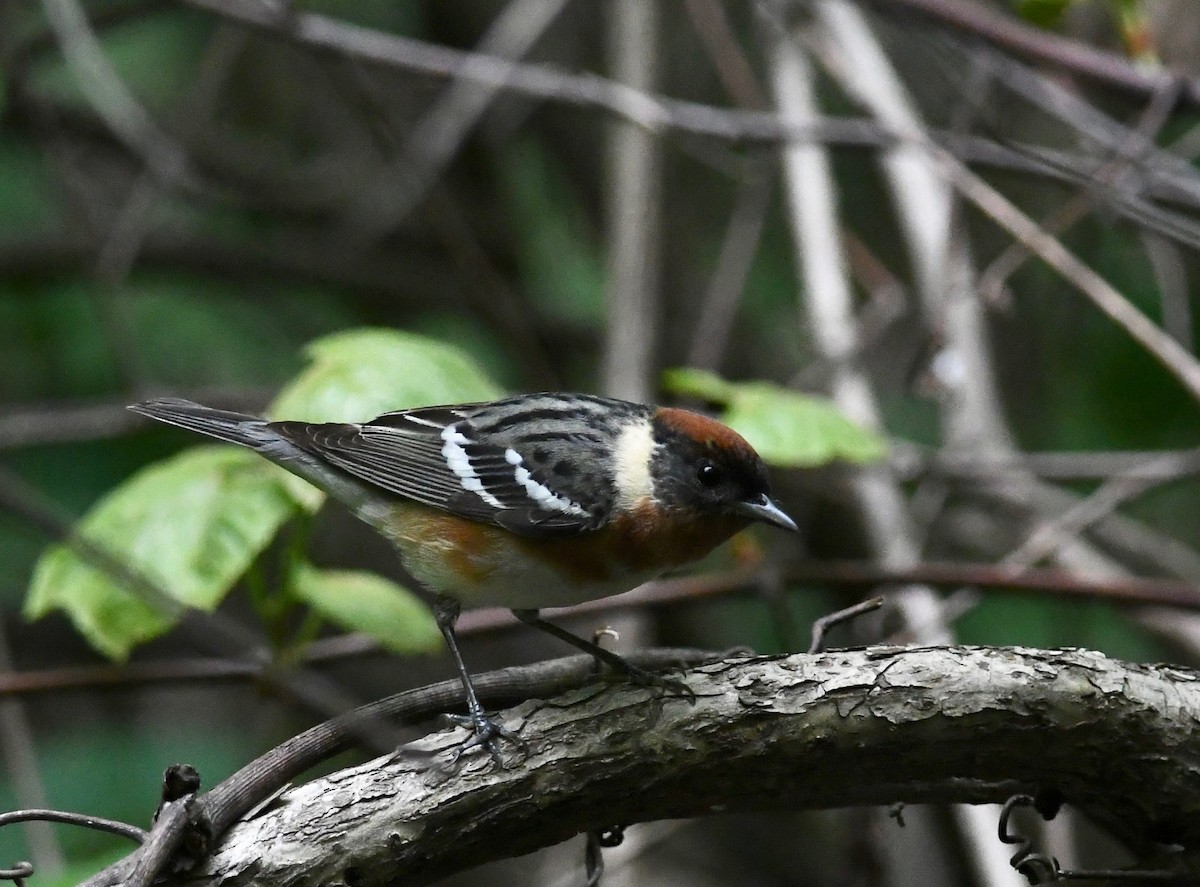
[
  {"left": 129, "top": 398, "right": 377, "bottom": 513},
  {"left": 128, "top": 398, "right": 275, "bottom": 450}
]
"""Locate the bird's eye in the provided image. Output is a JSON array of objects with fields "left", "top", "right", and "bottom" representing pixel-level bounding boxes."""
[{"left": 696, "top": 461, "right": 722, "bottom": 487}]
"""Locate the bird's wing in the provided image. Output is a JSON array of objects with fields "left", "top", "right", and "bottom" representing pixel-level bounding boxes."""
[{"left": 269, "top": 405, "right": 601, "bottom": 538}]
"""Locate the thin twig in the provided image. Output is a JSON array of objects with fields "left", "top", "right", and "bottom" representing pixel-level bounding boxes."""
[
  {"left": 685, "top": 0, "right": 768, "bottom": 110},
  {"left": 0, "top": 809, "right": 145, "bottom": 844},
  {"left": 7, "top": 559, "right": 1200, "bottom": 699},
  {"left": 979, "top": 77, "right": 1184, "bottom": 302},
  {"left": 340, "top": 0, "right": 570, "bottom": 249},
  {"left": 861, "top": 0, "right": 1200, "bottom": 105},
  {"left": 791, "top": 561, "right": 1200, "bottom": 610},
  {"left": 808, "top": 596, "right": 883, "bottom": 653},
  {"left": 0, "top": 388, "right": 271, "bottom": 450},
  {"left": 685, "top": 170, "right": 774, "bottom": 371},
  {"left": 0, "top": 619, "right": 64, "bottom": 874},
  {"left": 927, "top": 139, "right": 1200, "bottom": 404},
  {"left": 40, "top": 0, "right": 192, "bottom": 185},
  {"left": 891, "top": 444, "right": 1200, "bottom": 482},
  {"left": 1004, "top": 454, "right": 1195, "bottom": 570},
  {"left": 1141, "top": 231, "right": 1193, "bottom": 351}
]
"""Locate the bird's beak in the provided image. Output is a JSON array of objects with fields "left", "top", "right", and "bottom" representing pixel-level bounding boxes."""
[{"left": 734, "top": 493, "right": 798, "bottom": 532}]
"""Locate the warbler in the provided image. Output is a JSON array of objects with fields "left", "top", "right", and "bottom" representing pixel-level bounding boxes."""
[{"left": 130, "top": 393, "right": 796, "bottom": 755}]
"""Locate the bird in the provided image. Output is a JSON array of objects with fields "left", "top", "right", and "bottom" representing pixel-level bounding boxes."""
[{"left": 129, "top": 393, "right": 797, "bottom": 758}]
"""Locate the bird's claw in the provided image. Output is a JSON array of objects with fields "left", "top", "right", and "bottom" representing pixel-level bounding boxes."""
[
  {"left": 607, "top": 662, "right": 696, "bottom": 703},
  {"left": 439, "top": 711, "right": 528, "bottom": 767}
]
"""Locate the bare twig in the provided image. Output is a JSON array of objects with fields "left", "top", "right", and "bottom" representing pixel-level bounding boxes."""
[
  {"left": 0, "top": 809, "right": 145, "bottom": 844},
  {"left": 685, "top": 171, "right": 774, "bottom": 371},
  {"left": 0, "top": 620, "right": 64, "bottom": 875},
  {"left": 979, "top": 77, "right": 1184, "bottom": 303},
  {"left": 808, "top": 596, "right": 883, "bottom": 653},
  {"left": 979, "top": 51, "right": 1200, "bottom": 223},
  {"left": 0, "top": 657, "right": 262, "bottom": 697},
  {"left": 127, "top": 792, "right": 198, "bottom": 887},
  {"left": 941, "top": 145, "right": 1200, "bottom": 403},
  {"left": 164, "top": 0, "right": 1200, "bottom": 202},
  {"left": 1142, "top": 231, "right": 1194, "bottom": 351},
  {"left": 39, "top": 0, "right": 191, "bottom": 185},
  {"left": 685, "top": 0, "right": 769, "bottom": 110},
  {"left": 862, "top": 0, "right": 1200, "bottom": 105},
  {"left": 7, "top": 559, "right": 1200, "bottom": 699},
  {"left": 988, "top": 480, "right": 1200, "bottom": 583},
  {"left": 0, "top": 389, "right": 271, "bottom": 450},
  {"left": 341, "top": 0, "right": 569, "bottom": 248},
  {"left": 1004, "top": 453, "right": 1196, "bottom": 569},
  {"left": 789, "top": 561, "right": 1200, "bottom": 610},
  {"left": 22, "top": 2, "right": 1200, "bottom": 253}
]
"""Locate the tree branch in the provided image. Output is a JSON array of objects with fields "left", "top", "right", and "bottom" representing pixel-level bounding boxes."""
[
  {"left": 174, "top": 646, "right": 1200, "bottom": 886},
  {"left": 863, "top": 0, "right": 1200, "bottom": 106}
]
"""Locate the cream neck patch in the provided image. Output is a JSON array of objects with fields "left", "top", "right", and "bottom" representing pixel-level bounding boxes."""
[{"left": 612, "top": 417, "right": 658, "bottom": 510}]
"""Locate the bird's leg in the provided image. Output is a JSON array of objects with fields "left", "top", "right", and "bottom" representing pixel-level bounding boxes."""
[
  {"left": 511, "top": 609, "right": 694, "bottom": 700},
  {"left": 434, "top": 595, "right": 520, "bottom": 764}
]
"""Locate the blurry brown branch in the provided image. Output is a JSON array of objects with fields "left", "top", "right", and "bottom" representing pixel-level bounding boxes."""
[
  {"left": 789, "top": 560, "right": 1200, "bottom": 610},
  {"left": 5, "top": 557, "right": 1200, "bottom": 699},
  {"left": 893, "top": 445, "right": 1200, "bottom": 482}
]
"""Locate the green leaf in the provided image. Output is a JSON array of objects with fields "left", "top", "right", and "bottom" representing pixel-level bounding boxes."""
[
  {"left": 661, "top": 368, "right": 736, "bottom": 404},
  {"left": 268, "top": 328, "right": 504, "bottom": 422},
  {"left": 724, "top": 385, "right": 886, "bottom": 466},
  {"left": 663, "top": 369, "right": 886, "bottom": 467},
  {"left": 290, "top": 565, "right": 440, "bottom": 654},
  {"left": 24, "top": 447, "right": 307, "bottom": 660},
  {"left": 1013, "top": 0, "right": 1075, "bottom": 28}
]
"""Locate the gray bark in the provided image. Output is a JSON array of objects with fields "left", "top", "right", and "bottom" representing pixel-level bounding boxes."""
[{"left": 176, "top": 645, "right": 1200, "bottom": 886}]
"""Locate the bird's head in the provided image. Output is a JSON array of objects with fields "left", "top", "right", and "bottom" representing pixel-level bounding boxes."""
[{"left": 641, "top": 407, "right": 797, "bottom": 532}]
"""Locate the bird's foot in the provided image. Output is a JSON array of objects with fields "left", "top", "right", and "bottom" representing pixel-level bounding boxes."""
[
  {"left": 602, "top": 660, "right": 696, "bottom": 703},
  {"left": 438, "top": 710, "right": 528, "bottom": 768}
]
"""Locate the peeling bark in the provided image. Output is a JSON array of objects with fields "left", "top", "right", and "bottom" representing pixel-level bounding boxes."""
[{"left": 175, "top": 646, "right": 1200, "bottom": 887}]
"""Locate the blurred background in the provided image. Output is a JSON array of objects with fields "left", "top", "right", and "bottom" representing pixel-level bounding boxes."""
[{"left": 2, "top": 0, "right": 1199, "bottom": 884}]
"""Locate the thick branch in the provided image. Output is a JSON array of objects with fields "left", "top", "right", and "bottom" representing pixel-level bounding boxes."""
[{"left": 178, "top": 646, "right": 1200, "bottom": 886}]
